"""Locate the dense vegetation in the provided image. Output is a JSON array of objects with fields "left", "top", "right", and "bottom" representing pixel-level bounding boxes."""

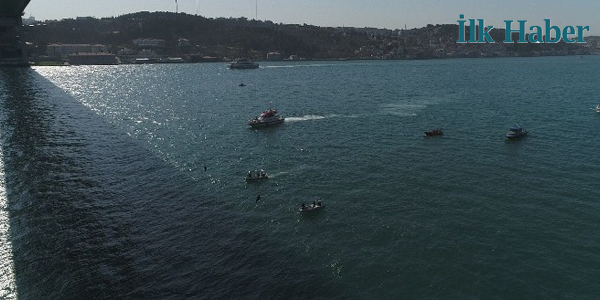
[{"left": 25, "top": 12, "right": 375, "bottom": 59}]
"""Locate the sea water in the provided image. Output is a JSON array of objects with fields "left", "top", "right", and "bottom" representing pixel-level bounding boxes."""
[{"left": 1, "top": 57, "right": 599, "bottom": 299}]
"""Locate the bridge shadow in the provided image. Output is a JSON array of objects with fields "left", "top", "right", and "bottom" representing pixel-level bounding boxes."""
[{"left": 0, "top": 67, "right": 347, "bottom": 299}]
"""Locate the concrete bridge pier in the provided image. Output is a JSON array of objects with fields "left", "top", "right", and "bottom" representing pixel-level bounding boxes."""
[{"left": 0, "top": 16, "right": 28, "bottom": 67}]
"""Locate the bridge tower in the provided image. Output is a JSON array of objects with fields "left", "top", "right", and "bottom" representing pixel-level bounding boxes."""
[{"left": 0, "top": 0, "right": 32, "bottom": 67}]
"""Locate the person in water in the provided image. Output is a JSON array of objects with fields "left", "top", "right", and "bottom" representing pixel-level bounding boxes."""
[{"left": 256, "top": 194, "right": 261, "bottom": 203}]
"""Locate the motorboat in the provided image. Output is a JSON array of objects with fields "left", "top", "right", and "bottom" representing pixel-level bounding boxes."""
[
  {"left": 596, "top": 104, "right": 600, "bottom": 113},
  {"left": 248, "top": 109, "right": 285, "bottom": 128},
  {"left": 506, "top": 125, "right": 528, "bottom": 139},
  {"left": 246, "top": 169, "right": 268, "bottom": 181},
  {"left": 300, "top": 198, "right": 324, "bottom": 213},
  {"left": 425, "top": 128, "right": 443, "bottom": 136},
  {"left": 229, "top": 58, "right": 259, "bottom": 69}
]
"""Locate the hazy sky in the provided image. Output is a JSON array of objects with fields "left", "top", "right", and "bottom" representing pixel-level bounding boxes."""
[{"left": 25, "top": 0, "right": 600, "bottom": 34}]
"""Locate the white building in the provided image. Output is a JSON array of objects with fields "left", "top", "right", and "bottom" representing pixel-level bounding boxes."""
[
  {"left": 22, "top": 16, "right": 36, "bottom": 26},
  {"left": 178, "top": 38, "right": 191, "bottom": 47},
  {"left": 266, "top": 52, "right": 282, "bottom": 61}
]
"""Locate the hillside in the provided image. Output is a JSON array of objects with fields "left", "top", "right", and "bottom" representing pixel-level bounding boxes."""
[{"left": 23, "top": 11, "right": 597, "bottom": 62}]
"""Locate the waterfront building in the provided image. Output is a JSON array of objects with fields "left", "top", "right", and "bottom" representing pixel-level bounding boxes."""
[
  {"left": 46, "top": 44, "right": 108, "bottom": 57},
  {"left": 133, "top": 38, "right": 166, "bottom": 48},
  {"left": 266, "top": 52, "right": 282, "bottom": 61}
]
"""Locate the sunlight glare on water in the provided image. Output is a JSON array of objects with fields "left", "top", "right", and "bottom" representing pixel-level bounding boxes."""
[{"left": 0, "top": 142, "right": 16, "bottom": 300}]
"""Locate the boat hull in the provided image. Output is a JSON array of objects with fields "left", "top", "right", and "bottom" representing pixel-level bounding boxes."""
[
  {"left": 506, "top": 131, "right": 528, "bottom": 139},
  {"left": 229, "top": 65, "right": 259, "bottom": 69},
  {"left": 300, "top": 205, "right": 325, "bottom": 213},
  {"left": 245, "top": 176, "right": 268, "bottom": 182},
  {"left": 425, "top": 131, "right": 443, "bottom": 136},
  {"left": 424, "top": 128, "right": 443, "bottom": 136},
  {"left": 248, "top": 118, "right": 285, "bottom": 128}
]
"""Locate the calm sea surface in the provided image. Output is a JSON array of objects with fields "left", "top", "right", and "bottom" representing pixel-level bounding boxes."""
[{"left": 1, "top": 57, "right": 600, "bottom": 299}]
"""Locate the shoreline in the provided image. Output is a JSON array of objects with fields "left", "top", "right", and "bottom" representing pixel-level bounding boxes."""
[{"left": 27, "top": 53, "right": 596, "bottom": 67}]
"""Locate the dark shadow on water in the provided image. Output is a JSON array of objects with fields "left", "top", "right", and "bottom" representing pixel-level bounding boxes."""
[{"left": 0, "top": 68, "right": 349, "bottom": 300}]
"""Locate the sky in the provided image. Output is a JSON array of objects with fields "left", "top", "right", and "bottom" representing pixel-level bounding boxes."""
[{"left": 25, "top": 0, "right": 600, "bottom": 35}]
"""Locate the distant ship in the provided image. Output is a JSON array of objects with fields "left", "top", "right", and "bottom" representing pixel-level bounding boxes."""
[
  {"left": 229, "top": 58, "right": 259, "bottom": 69},
  {"left": 425, "top": 128, "right": 443, "bottom": 136},
  {"left": 506, "top": 125, "right": 528, "bottom": 139},
  {"left": 247, "top": 109, "right": 284, "bottom": 128}
]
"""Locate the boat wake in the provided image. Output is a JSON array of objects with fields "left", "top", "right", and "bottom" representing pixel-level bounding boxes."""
[
  {"left": 262, "top": 63, "right": 340, "bottom": 69},
  {"left": 265, "top": 171, "right": 289, "bottom": 178},
  {"left": 285, "top": 115, "right": 329, "bottom": 122}
]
